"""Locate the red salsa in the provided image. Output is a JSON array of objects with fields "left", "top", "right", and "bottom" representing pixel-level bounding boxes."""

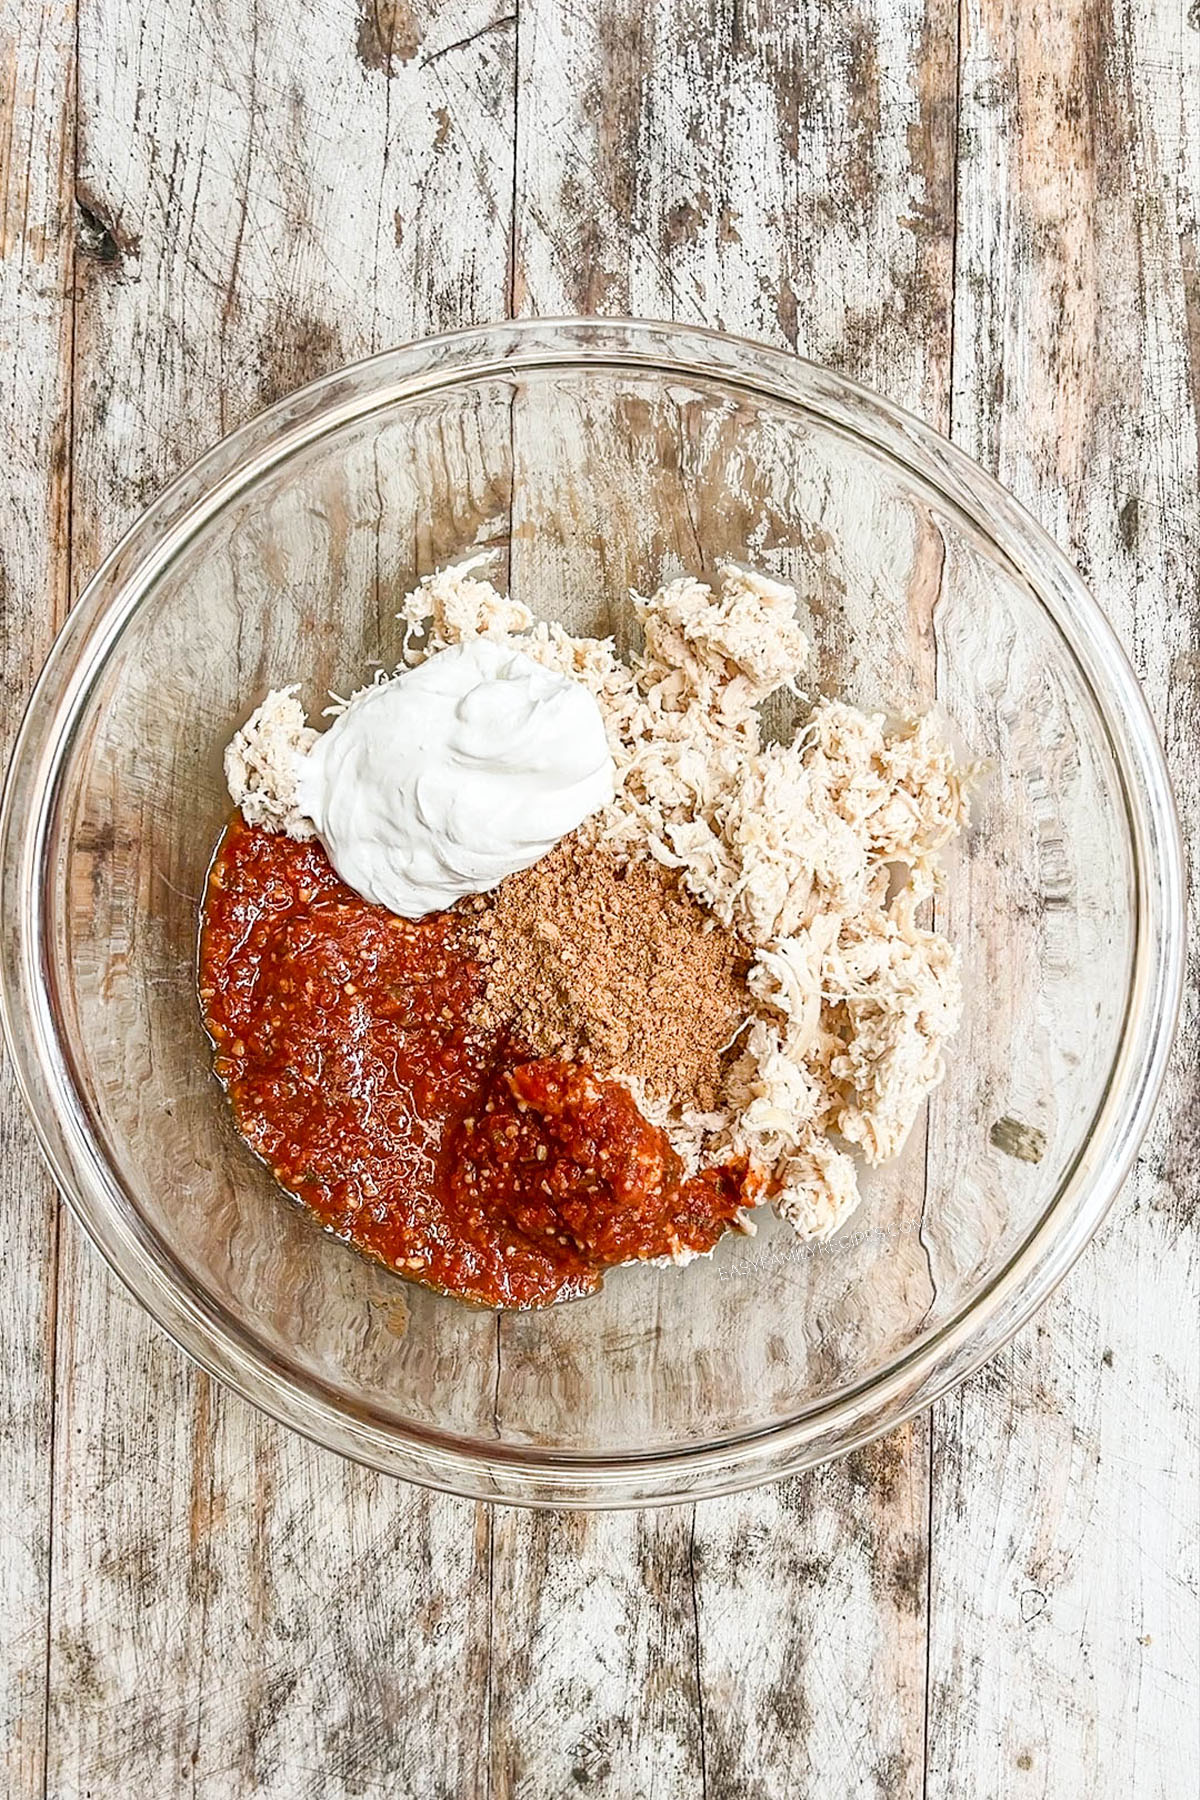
[{"left": 199, "top": 818, "right": 754, "bottom": 1308}]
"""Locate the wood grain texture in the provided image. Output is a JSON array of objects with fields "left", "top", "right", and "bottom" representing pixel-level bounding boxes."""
[
  {"left": 927, "top": 3, "right": 1200, "bottom": 1797},
  {"left": 48, "top": 3, "right": 513, "bottom": 1795},
  {"left": 490, "top": 1506, "right": 705, "bottom": 1798},
  {"left": 0, "top": 0, "right": 1195, "bottom": 1796},
  {"left": 504, "top": 4, "right": 957, "bottom": 1795},
  {"left": 0, "top": 4, "right": 74, "bottom": 1793}
]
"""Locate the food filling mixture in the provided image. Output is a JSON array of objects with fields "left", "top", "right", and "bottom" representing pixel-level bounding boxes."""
[{"left": 201, "top": 560, "right": 971, "bottom": 1308}]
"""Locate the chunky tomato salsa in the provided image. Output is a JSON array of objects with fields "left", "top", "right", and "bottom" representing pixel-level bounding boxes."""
[{"left": 199, "top": 819, "right": 752, "bottom": 1308}]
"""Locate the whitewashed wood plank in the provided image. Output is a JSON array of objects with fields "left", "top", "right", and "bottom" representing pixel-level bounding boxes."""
[
  {"left": 515, "top": 0, "right": 957, "bottom": 417},
  {"left": 49, "top": 3, "right": 515, "bottom": 1795},
  {"left": 0, "top": 4, "right": 75, "bottom": 1793},
  {"left": 691, "top": 1426, "right": 929, "bottom": 1797},
  {"left": 500, "top": 4, "right": 957, "bottom": 1794},
  {"left": 928, "top": 3, "right": 1200, "bottom": 1795},
  {"left": 48, "top": 1327, "right": 494, "bottom": 1798},
  {"left": 490, "top": 1507, "right": 705, "bottom": 1798},
  {"left": 20, "top": 3, "right": 1193, "bottom": 1796}
]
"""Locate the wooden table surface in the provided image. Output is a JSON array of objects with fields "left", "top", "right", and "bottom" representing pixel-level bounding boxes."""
[{"left": 2, "top": 3, "right": 1197, "bottom": 1796}]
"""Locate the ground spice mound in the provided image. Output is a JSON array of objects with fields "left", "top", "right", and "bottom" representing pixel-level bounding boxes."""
[{"left": 472, "top": 835, "right": 749, "bottom": 1112}]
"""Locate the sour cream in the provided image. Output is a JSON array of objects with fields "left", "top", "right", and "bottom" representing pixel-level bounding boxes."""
[{"left": 295, "top": 639, "right": 615, "bottom": 918}]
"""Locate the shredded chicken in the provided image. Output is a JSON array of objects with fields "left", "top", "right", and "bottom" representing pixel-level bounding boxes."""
[
  {"left": 223, "top": 686, "right": 317, "bottom": 839},
  {"left": 225, "top": 557, "right": 971, "bottom": 1241},
  {"left": 398, "top": 553, "right": 534, "bottom": 656}
]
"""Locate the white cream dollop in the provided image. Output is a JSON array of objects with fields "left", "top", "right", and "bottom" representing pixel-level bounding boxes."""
[{"left": 294, "top": 639, "right": 615, "bottom": 918}]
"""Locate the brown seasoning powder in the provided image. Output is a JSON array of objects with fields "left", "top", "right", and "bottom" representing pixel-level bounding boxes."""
[{"left": 470, "top": 835, "right": 750, "bottom": 1112}]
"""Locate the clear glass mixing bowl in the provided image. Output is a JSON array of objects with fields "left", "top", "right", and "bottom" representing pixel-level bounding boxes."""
[{"left": 0, "top": 320, "right": 1183, "bottom": 1506}]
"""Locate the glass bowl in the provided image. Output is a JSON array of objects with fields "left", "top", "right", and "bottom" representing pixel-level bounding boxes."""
[{"left": 0, "top": 319, "right": 1183, "bottom": 1507}]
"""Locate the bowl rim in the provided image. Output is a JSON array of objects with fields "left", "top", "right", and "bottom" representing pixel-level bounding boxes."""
[{"left": 0, "top": 316, "right": 1185, "bottom": 1507}]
